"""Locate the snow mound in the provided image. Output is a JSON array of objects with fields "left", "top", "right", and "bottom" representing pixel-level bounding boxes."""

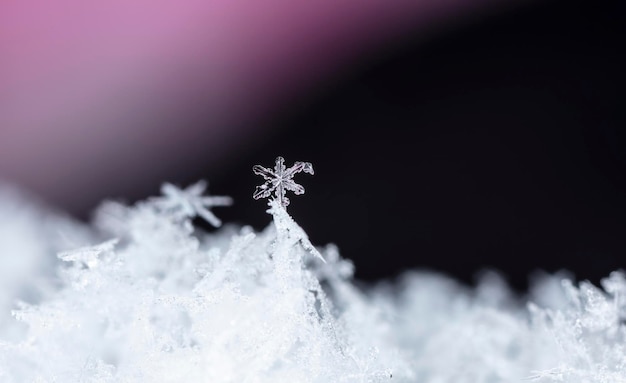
[{"left": 0, "top": 182, "right": 625, "bottom": 382}]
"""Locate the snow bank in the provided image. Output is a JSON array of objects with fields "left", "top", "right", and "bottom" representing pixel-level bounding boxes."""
[{"left": 0, "top": 171, "right": 625, "bottom": 382}]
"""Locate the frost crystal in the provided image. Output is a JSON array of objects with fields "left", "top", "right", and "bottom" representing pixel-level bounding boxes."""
[
  {"left": 253, "top": 156, "right": 314, "bottom": 207},
  {"left": 151, "top": 180, "right": 232, "bottom": 227}
]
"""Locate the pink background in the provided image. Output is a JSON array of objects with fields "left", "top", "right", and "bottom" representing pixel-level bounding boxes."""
[{"left": 0, "top": 0, "right": 518, "bottom": 210}]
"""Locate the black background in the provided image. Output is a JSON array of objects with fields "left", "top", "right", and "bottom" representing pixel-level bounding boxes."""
[{"left": 104, "top": 0, "right": 626, "bottom": 291}]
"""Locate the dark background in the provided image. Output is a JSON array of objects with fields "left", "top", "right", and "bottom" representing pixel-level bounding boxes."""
[{"left": 110, "top": 0, "right": 626, "bottom": 291}]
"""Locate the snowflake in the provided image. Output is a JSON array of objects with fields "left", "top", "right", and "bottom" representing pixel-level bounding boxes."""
[
  {"left": 151, "top": 180, "right": 232, "bottom": 227},
  {"left": 253, "top": 156, "right": 314, "bottom": 207}
]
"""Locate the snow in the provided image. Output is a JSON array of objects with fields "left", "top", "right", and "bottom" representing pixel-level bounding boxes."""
[
  {"left": 253, "top": 156, "right": 314, "bottom": 207},
  {"left": 0, "top": 178, "right": 625, "bottom": 382},
  {"left": 151, "top": 180, "right": 232, "bottom": 227}
]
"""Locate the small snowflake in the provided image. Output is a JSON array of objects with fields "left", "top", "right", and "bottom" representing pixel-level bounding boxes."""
[
  {"left": 253, "top": 156, "right": 314, "bottom": 207},
  {"left": 152, "top": 180, "right": 232, "bottom": 227}
]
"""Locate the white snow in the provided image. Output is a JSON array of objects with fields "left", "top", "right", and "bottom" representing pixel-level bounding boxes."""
[{"left": 0, "top": 180, "right": 625, "bottom": 382}]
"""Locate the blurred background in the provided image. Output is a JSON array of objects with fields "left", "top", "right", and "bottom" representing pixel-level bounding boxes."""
[{"left": 1, "top": 0, "right": 625, "bottom": 291}]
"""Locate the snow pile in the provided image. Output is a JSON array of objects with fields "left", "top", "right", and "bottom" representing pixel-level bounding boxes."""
[
  {"left": 0, "top": 186, "right": 90, "bottom": 342},
  {"left": 0, "top": 159, "right": 626, "bottom": 382}
]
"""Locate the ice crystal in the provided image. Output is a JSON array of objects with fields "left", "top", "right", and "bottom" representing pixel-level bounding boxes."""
[
  {"left": 150, "top": 180, "right": 232, "bottom": 227},
  {"left": 253, "top": 156, "right": 314, "bottom": 207},
  {"left": 267, "top": 198, "right": 325, "bottom": 263},
  {"left": 254, "top": 156, "right": 324, "bottom": 262}
]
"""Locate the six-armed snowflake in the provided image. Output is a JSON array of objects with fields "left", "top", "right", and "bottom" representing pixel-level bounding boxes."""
[
  {"left": 253, "top": 156, "right": 314, "bottom": 207},
  {"left": 151, "top": 180, "right": 232, "bottom": 227}
]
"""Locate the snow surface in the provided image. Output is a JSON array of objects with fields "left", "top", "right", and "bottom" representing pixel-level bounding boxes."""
[{"left": 0, "top": 182, "right": 625, "bottom": 382}]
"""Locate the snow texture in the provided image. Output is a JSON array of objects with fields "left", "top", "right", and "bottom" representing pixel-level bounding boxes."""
[{"left": 0, "top": 178, "right": 626, "bottom": 382}]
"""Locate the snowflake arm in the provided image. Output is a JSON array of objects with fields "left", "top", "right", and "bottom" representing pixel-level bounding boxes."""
[
  {"left": 253, "top": 156, "right": 314, "bottom": 207},
  {"left": 252, "top": 164, "right": 277, "bottom": 180},
  {"left": 196, "top": 196, "right": 233, "bottom": 227},
  {"left": 152, "top": 180, "right": 232, "bottom": 227},
  {"left": 283, "top": 179, "right": 304, "bottom": 195},
  {"left": 284, "top": 161, "right": 314, "bottom": 178},
  {"left": 252, "top": 166, "right": 275, "bottom": 200}
]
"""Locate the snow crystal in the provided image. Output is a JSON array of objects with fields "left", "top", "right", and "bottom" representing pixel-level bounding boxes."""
[
  {"left": 151, "top": 180, "right": 232, "bottom": 227},
  {"left": 253, "top": 156, "right": 314, "bottom": 207}
]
